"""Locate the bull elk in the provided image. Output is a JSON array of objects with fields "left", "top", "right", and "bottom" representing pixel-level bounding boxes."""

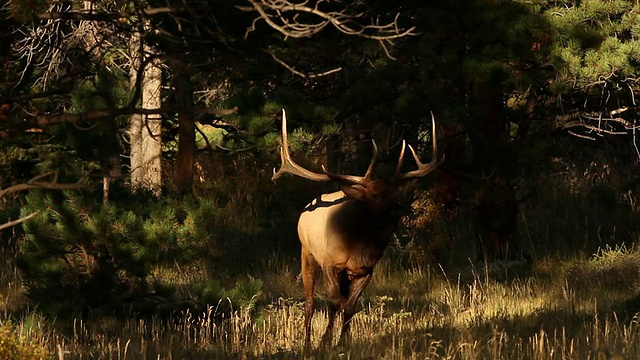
[{"left": 272, "top": 110, "right": 440, "bottom": 347}]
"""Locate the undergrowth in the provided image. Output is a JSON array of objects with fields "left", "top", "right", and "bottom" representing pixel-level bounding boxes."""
[{"left": 3, "top": 242, "right": 640, "bottom": 358}]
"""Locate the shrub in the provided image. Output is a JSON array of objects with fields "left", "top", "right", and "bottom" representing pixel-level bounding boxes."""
[
  {"left": 18, "top": 189, "right": 183, "bottom": 319},
  {"left": 0, "top": 322, "right": 47, "bottom": 360},
  {"left": 16, "top": 187, "right": 267, "bottom": 321}
]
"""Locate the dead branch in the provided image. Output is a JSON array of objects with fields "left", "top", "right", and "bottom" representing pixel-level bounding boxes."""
[
  {"left": 240, "top": 0, "right": 416, "bottom": 53},
  {"left": 610, "top": 106, "right": 639, "bottom": 116},
  {"left": 562, "top": 121, "right": 628, "bottom": 135},
  {"left": 266, "top": 50, "right": 342, "bottom": 78},
  {"left": 566, "top": 130, "right": 596, "bottom": 140},
  {"left": 215, "top": 144, "right": 257, "bottom": 153},
  {"left": 556, "top": 109, "right": 640, "bottom": 146},
  {"left": 0, "top": 173, "right": 85, "bottom": 199},
  {"left": 0, "top": 171, "right": 86, "bottom": 199},
  {"left": 0, "top": 211, "right": 40, "bottom": 231},
  {"left": 2, "top": 105, "right": 238, "bottom": 137},
  {"left": 580, "top": 115, "right": 634, "bottom": 129},
  {"left": 36, "top": 7, "right": 178, "bottom": 21}
]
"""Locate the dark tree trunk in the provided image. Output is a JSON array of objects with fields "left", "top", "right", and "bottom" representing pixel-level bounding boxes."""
[
  {"left": 470, "top": 79, "right": 520, "bottom": 262},
  {"left": 173, "top": 61, "right": 195, "bottom": 197}
]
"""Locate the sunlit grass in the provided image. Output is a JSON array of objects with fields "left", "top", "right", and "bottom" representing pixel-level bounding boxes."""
[{"left": 3, "top": 244, "right": 640, "bottom": 358}]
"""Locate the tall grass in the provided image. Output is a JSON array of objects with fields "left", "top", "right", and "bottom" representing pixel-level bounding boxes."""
[{"left": 3, "top": 244, "right": 640, "bottom": 358}]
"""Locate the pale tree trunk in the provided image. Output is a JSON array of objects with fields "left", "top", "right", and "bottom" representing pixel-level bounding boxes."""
[{"left": 129, "top": 30, "right": 162, "bottom": 196}]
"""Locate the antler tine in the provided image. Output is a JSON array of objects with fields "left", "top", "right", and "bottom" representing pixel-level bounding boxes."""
[
  {"left": 393, "top": 140, "right": 407, "bottom": 178},
  {"left": 397, "top": 112, "right": 441, "bottom": 180},
  {"left": 322, "top": 139, "right": 379, "bottom": 185},
  {"left": 272, "top": 110, "right": 290, "bottom": 180},
  {"left": 272, "top": 109, "right": 331, "bottom": 182},
  {"left": 273, "top": 109, "right": 386, "bottom": 186},
  {"left": 272, "top": 109, "right": 292, "bottom": 181},
  {"left": 363, "top": 140, "right": 378, "bottom": 180},
  {"left": 321, "top": 165, "right": 369, "bottom": 185},
  {"left": 429, "top": 111, "right": 437, "bottom": 161}
]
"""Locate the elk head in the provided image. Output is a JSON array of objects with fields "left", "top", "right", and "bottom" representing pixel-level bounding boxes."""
[{"left": 272, "top": 109, "right": 440, "bottom": 348}]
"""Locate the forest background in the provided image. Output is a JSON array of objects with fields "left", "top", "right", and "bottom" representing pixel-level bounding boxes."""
[{"left": 3, "top": 0, "right": 640, "bottom": 358}]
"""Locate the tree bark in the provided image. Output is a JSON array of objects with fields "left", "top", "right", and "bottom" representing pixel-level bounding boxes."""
[
  {"left": 129, "top": 30, "right": 162, "bottom": 196},
  {"left": 173, "top": 61, "right": 195, "bottom": 197}
]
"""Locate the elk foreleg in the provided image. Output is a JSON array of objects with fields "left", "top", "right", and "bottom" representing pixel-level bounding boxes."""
[
  {"left": 321, "top": 265, "right": 343, "bottom": 346},
  {"left": 301, "top": 248, "right": 319, "bottom": 349},
  {"left": 339, "top": 271, "right": 372, "bottom": 345}
]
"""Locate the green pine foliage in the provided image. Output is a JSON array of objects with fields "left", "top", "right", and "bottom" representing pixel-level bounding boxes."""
[
  {"left": 69, "top": 70, "right": 130, "bottom": 114},
  {"left": 214, "top": 93, "right": 334, "bottom": 155},
  {"left": 16, "top": 188, "right": 263, "bottom": 320},
  {"left": 201, "top": 277, "right": 263, "bottom": 315},
  {"left": 18, "top": 190, "right": 157, "bottom": 318},
  {"left": 545, "top": 0, "right": 640, "bottom": 90}
]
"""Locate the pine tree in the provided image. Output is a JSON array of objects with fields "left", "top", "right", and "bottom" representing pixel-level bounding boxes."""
[
  {"left": 544, "top": 0, "right": 640, "bottom": 139},
  {"left": 18, "top": 190, "right": 158, "bottom": 318}
]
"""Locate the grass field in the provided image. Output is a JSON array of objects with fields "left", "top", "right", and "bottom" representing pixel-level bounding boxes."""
[{"left": 2, "top": 242, "right": 640, "bottom": 359}]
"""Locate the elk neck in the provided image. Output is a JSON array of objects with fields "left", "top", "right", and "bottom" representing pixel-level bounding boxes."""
[{"left": 328, "top": 194, "right": 400, "bottom": 246}]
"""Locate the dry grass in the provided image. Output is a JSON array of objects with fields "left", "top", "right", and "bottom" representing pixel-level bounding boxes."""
[{"left": 3, "top": 244, "right": 640, "bottom": 359}]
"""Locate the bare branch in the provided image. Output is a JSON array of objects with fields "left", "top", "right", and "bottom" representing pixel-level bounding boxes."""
[
  {"left": 580, "top": 115, "right": 633, "bottom": 129},
  {"left": 569, "top": 122, "right": 627, "bottom": 135},
  {"left": 0, "top": 211, "right": 40, "bottom": 231},
  {"left": 2, "top": 106, "right": 238, "bottom": 137},
  {"left": 555, "top": 109, "right": 640, "bottom": 146},
  {"left": 266, "top": 50, "right": 342, "bottom": 78},
  {"left": 240, "top": 0, "right": 416, "bottom": 57},
  {"left": 195, "top": 124, "right": 214, "bottom": 150},
  {"left": 215, "top": 144, "right": 257, "bottom": 153},
  {"left": 0, "top": 172, "right": 86, "bottom": 199},
  {"left": 610, "top": 106, "right": 639, "bottom": 116},
  {"left": 567, "top": 130, "right": 596, "bottom": 140},
  {"left": 36, "top": 7, "right": 178, "bottom": 21}
]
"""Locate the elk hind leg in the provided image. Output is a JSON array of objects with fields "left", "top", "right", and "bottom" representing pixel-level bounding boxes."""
[{"left": 301, "top": 248, "right": 319, "bottom": 349}]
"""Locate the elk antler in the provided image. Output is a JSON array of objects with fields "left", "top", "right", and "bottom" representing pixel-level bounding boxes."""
[
  {"left": 395, "top": 112, "right": 441, "bottom": 180},
  {"left": 272, "top": 110, "right": 331, "bottom": 182},
  {"left": 272, "top": 109, "right": 380, "bottom": 186},
  {"left": 321, "top": 140, "right": 378, "bottom": 186},
  {"left": 393, "top": 140, "right": 407, "bottom": 178}
]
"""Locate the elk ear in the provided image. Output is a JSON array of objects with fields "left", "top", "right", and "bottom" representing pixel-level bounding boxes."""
[{"left": 341, "top": 184, "right": 368, "bottom": 201}]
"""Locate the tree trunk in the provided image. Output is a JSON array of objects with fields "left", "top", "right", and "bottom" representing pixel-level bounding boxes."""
[
  {"left": 173, "top": 61, "right": 195, "bottom": 197},
  {"left": 470, "top": 78, "right": 520, "bottom": 262},
  {"left": 129, "top": 30, "right": 162, "bottom": 196}
]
